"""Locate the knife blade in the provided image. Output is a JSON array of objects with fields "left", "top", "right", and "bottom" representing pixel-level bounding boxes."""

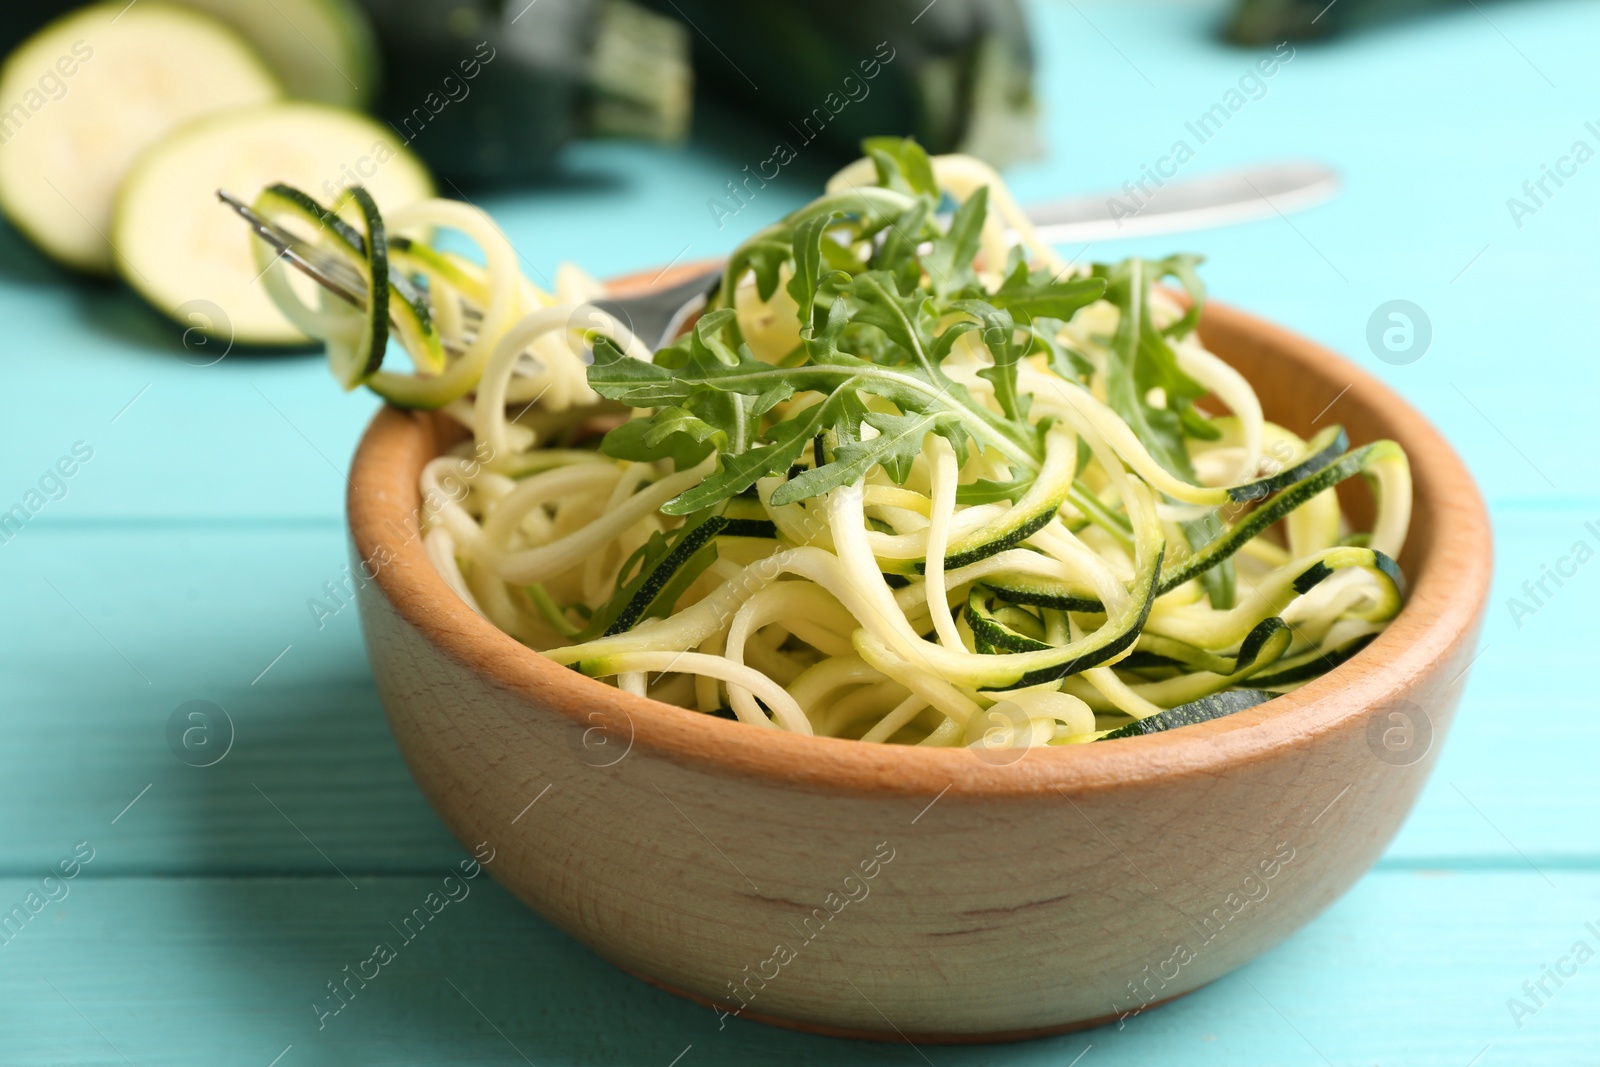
[{"left": 1022, "top": 159, "right": 1340, "bottom": 245}]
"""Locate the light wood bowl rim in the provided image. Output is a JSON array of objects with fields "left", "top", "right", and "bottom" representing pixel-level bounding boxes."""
[{"left": 347, "top": 273, "right": 1493, "bottom": 802}]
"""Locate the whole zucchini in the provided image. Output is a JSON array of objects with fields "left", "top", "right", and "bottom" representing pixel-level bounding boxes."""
[
  {"left": 355, "top": 0, "right": 690, "bottom": 183},
  {"left": 0, "top": 4, "right": 76, "bottom": 62},
  {"left": 1227, "top": 0, "right": 1457, "bottom": 44},
  {"left": 641, "top": 0, "right": 1039, "bottom": 167}
]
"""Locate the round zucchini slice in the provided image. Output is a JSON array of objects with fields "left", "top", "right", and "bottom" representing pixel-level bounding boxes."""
[
  {"left": 0, "top": 3, "right": 281, "bottom": 274},
  {"left": 113, "top": 102, "right": 433, "bottom": 346}
]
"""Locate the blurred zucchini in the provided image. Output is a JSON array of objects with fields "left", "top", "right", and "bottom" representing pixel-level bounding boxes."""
[
  {"left": 1227, "top": 0, "right": 1345, "bottom": 43},
  {"left": 0, "top": 3, "right": 281, "bottom": 273},
  {"left": 1227, "top": 0, "right": 1458, "bottom": 44},
  {"left": 113, "top": 102, "right": 433, "bottom": 345},
  {"left": 1, "top": 0, "right": 378, "bottom": 109},
  {"left": 0, "top": 5, "right": 77, "bottom": 62},
  {"left": 641, "top": 0, "right": 1039, "bottom": 167},
  {"left": 356, "top": 0, "right": 690, "bottom": 183}
]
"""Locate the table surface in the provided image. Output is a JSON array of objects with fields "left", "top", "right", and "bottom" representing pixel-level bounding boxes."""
[{"left": 3, "top": 1, "right": 1596, "bottom": 1063}]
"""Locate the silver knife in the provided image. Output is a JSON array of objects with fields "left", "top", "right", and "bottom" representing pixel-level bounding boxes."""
[{"left": 1023, "top": 159, "right": 1340, "bottom": 245}]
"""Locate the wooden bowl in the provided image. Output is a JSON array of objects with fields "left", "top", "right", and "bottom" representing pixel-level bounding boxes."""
[{"left": 347, "top": 271, "right": 1492, "bottom": 1042}]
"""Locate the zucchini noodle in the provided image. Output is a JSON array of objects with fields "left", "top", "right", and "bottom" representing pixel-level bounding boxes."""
[{"left": 254, "top": 137, "right": 1412, "bottom": 750}]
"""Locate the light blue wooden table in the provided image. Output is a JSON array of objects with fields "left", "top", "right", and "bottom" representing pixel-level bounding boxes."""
[{"left": 3, "top": 1, "right": 1595, "bottom": 1063}]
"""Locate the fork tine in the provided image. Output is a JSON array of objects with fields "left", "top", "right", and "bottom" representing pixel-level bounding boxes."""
[
  {"left": 216, "top": 189, "right": 370, "bottom": 310},
  {"left": 217, "top": 187, "right": 716, "bottom": 360}
]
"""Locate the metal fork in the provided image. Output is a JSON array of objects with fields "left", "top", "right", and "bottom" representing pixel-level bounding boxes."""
[
  {"left": 218, "top": 190, "right": 718, "bottom": 352},
  {"left": 218, "top": 159, "right": 1339, "bottom": 353}
]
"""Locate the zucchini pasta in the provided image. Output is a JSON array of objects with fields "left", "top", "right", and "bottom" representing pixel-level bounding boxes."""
[{"left": 253, "top": 137, "right": 1411, "bottom": 749}]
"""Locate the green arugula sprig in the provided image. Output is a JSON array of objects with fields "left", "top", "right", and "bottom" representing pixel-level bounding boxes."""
[
  {"left": 587, "top": 139, "right": 1215, "bottom": 536},
  {"left": 1093, "top": 255, "right": 1237, "bottom": 608}
]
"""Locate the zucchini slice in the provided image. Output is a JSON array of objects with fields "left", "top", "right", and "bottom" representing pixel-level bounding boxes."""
[
  {"left": 936, "top": 440, "right": 1075, "bottom": 571},
  {"left": 389, "top": 237, "right": 488, "bottom": 304},
  {"left": 256, "top": 182, "right": 366, "bottom": 252},
  {"left": 1146, "top": 545, "right": 1403, "bottom": 650},
  {"left": 1119, "top": 617, "right": 1295, "bottom": 708},
  {"left": 113, "top": 104, "right": 432, "bottom": 345},
  {"left": 247, "top": 180, "right": 441, "bottom": 387},
  {"left": 1249, "top": 631, "right": 1379, "bottom": 689},
  {"left": 1119, "top": 633, "right": 1240, "bottom": 676},
  {"left": 981, "top": 573, "right": 1104, "bottom": 614},
  {"left": 1098, "top": 689, "right": 1278, "bottom": 740},
  {"left": 886, "top": 426, "right": 1076, "bottom": 577},
  {"left": 1157, "top": 440, "right": 1406, "bottom": 596},
  {"left": 955, "top": 543, "right": 1165, "bottom": 691},
  {"left": 965, "top": 589, "right": 1054, "bottom": 654},
  {"left": 328, "top": 185, "right": 389, "bottom": 386},
  {"left": 580, "top": 503, "right": 779, "bottom": 640},
  {"left": 1225, "top": 425, "right": 1349, "bottom": 503},
  {"left": 0, "top": 3, "right": 281, "bottom": 274},
  {"left": 166, "top": 0, "right": 378, "bottom": 108}
]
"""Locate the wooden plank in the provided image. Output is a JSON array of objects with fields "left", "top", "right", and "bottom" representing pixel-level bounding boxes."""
[
  {"left": 0, "top": 525, "right": 463, "bottom": 874},
  {"left": 1, "top": 502, "right": 1594, "bottom": 875},
  {"left": 0, "top": 868, "right": 1592, "bottom": 1065}
]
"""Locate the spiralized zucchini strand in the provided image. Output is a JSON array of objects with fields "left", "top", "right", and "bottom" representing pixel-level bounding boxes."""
[{"left": 253, "top": 137, "right": 1411, "bottom": 749}]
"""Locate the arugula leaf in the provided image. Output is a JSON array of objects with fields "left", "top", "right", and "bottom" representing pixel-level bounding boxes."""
[
  {"left": 716, "top": 187, "right": 913, "bottom": 310},
  {"left": 872, "top": 200, "right": 934, "bottom": 292},
  {"left": 600, "top": 409, "right": 719, "bottom": 470},
  {"left": 785, "top": 212, "right": 844, "bottom": 332},
  {"left": 590, "top": 310, "right": 781, "bottom": 408},
  {"left": 924, "top": 185, "right": 987, "bottom": 297},
  {"left": 663, "top": 386, "right": 867, "bottom": 515},
  {"left": 955, "top": 299, "right": 1028, "bottom": 422},
  {"left": 585, "top": 135, "right": 1225, "bottom": 556},
  {"left": 1094, "top": 258, "right": 1207, "bottom": 478},
  {"left": 989, "top": 259, "right": 1107, "bottom": 322},
  {"left": 1095, "top": 255, "right": 1232, "bottom": 607},
  {"left": 1155, "top": 253, "right": 1206, "bottom": 340},
  {"left": 772, "top": 409, "right": 965, "bottom": 506},
  {"left": 846, "top": 270, "right": 940, "bottom": 375},
  {"left": 956, "top": 474, "right": 1032, "bottom": 505},
  {"left": 1180, "top": 405, "right": 1223, "bottom": 440},
  {"left": 863, "top": 136, "right": 938, "bottom": 198},
  {"left": 582, "top": 507, "right": 731, "bottom": 638},
  {"left": 736, "top": 238, "right": 797, "bottom": 303},
  {"left": 592, "top": 288, "right": 1037, "bottom": 514},
  {"left": 1035, "top": 329, "right": 1094, "bottom": 384}
]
